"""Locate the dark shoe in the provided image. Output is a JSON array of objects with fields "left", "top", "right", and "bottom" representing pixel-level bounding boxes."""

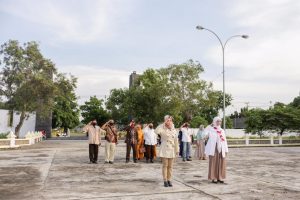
[
  {"left": 167, "top": 181, "right": 173, "bottom": 187},
  {"left": 164, "top": 181, "right": 169, "bottom": 187},
  {"left": 134, "top": 160, "right": 137, "bottom": 163},
  {"left": 150, "top": 160, "right": 154, "bottom": 163},
  {"left": 109, "top": 161, "right": 113, "bottom": 164},
  {"left": 89, "top": 161, "right": 93, "bottom": 164},
  {"left": 218, "top": 180, "right": 224, "bottom": 184},
  {"left": 212, "top": 180, "right": 218, "bottom": 184},
  {"left": 93, "top": 161, "right": 98, "bottom": 164},
  {"left": 187, "top": 159, "right": 192, "bottom": 161},
  {"left": 182, "top": 159, "right": 186, "bottom": 162}
]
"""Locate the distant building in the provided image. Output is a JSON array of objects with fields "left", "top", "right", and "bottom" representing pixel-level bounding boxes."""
[
  {"left": 232, "top": 117, "right": 246, "bottom": 129},
  {"left": 129, "top": 71, "right": 140, "bottom": 88}
]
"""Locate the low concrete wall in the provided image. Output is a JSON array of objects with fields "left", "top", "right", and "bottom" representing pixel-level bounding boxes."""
[{"left": 0, "top": 109, "right": 36, "bottom": 138}]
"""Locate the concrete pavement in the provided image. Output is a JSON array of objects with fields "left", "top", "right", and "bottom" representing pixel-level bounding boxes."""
[{"left": 0, "top": 140, "right": 299, "bottom": 200}]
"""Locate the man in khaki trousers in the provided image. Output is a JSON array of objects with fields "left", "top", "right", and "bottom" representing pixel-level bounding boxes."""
[{"left": 102, "top": 120, "right": 118, "bottom": 164}]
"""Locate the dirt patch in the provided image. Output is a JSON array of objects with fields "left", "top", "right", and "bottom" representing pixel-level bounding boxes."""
[
  {"left": 0, "top": 157, "right": 18, "bottom": 160},
  {"left": 23, "top": 153, "right": 49, "bottom": 157},
  {"left": 0, "top": 166, "right": 41, "bottom": 199}
]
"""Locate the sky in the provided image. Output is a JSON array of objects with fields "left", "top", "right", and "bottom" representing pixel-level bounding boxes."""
[{"left": 0, "top": 0, "right": 300, "bottom": 115}]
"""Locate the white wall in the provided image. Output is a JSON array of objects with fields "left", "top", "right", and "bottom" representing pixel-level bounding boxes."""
[{"left": 0, "top": 109, "right": 36, "bottom": 138}]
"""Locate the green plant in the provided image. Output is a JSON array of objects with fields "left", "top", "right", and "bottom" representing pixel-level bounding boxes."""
[{"left": 0, "top": 132, "right": 9, "bottom": 139}]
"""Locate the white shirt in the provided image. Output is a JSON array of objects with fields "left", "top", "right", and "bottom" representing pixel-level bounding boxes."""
[
  {"left": 143, "top": 127, "right": 157, "bottom": 145},
  {"left": 204, "top": 125, "right": 228, "bottom": 158},
  {"left": 181, "top": 127, "right": 193, "bottom": 143}
]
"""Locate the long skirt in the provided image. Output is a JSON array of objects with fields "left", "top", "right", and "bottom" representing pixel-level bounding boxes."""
[
  {"left": 208, "top": 146, "right": 226, "bottom": 180},
  {"left": 136, "top": 143, "right": 145, "bottom": 160},
  {"left": 195, "top": 140, "right": 206, "bottom": 159}
]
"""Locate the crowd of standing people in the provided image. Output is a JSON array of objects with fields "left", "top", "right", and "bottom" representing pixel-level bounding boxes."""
[{"left": 83, "top": 115, "right": 228, "bottom": 187}]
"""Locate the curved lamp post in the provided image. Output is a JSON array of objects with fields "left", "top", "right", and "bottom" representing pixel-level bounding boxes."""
[{"left": 196, "top": 25, "right": 248, "bottom": 130}]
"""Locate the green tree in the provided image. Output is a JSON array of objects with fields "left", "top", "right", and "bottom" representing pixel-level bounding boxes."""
[
  {"left": 190, "top": 116, "right": 208, "bottom": 128},
  {"left": 224, "top": 116, "right": 233, "bottom": 129},
  {"left": 106, "top": 60, "right": 232, "bottom": 127},
  {"left": 106, "top": 88, "right": 130, "bottom": 124},
  {"left": 244, "top": 108, "right": 267, "bottom": 138},
  {"left": 80, "top": 96, "right": 111, "bottom": 126},
  {"left": 290, "top": 95, "right": 300, "bottom": 108},
  {"left": 52, "top": 74, "right": 80, "bottom": 133},
  {"left": 0, "top": 40, "right": 57, "bottom": 137},
  {"left": 266, "top": 103, "right": 300, "bottom": 135}
]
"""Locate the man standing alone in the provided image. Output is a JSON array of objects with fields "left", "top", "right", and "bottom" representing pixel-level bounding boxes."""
[
  {"left": 83, "top": 119, "right": 102, "bottom": 164},
  {"left": 102, "top": 120, "right": 118, "bottom": 164}
]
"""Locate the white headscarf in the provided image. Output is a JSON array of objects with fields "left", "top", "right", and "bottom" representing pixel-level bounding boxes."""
[
  {"left": 212, "top": 116, "right": 222, "bottom": 128},
  {"left": 212, "top": 116, "right": 223, "bottom": 153}
]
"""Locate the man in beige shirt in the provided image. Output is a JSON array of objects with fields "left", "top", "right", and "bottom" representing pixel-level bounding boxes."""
[{"left": 83, "top": 119, "right": 103, "bottom": 164}]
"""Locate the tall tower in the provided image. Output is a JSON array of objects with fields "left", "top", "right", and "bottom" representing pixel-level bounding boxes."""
[
  {"left": 35, "top": 69, "right": 53, "bottom": 138},
  {"left": 129, "top": 71, "right": 140, "bottom": 88}
]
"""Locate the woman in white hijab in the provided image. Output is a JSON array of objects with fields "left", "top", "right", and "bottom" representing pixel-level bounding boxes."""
[{"left": 205, "top": 117, "right": 228, "bottom": 183}]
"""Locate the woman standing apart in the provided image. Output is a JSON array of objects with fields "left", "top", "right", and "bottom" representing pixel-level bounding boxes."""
[
  {"left": 155, "top": 115, "right": 179, "bottom": 187},
  {"left": 205, "top": 117, "right": 228, "bottom": 183},
  {"left": 195, "top": 125, "right": 207, "bottom": 160}
]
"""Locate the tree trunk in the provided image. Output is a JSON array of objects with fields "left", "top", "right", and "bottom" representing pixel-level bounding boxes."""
[
  {"left": 280, "top": 128, "right": 284, "bottom": 136},
  {"left": 63, "top": 127, "right": 68, "bottom": 134},
  {"left": 14, "top": 110, "right": 26, "bottom": 138}
]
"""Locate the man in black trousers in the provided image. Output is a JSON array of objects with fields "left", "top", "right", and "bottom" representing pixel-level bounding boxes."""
[{"left": 83, "top": 119, "right": 102, "bottom": 164}]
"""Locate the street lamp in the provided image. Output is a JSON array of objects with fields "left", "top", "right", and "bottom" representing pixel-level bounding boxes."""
[{"left": 196, "top": 25, "right": 248, "bottom": 130}]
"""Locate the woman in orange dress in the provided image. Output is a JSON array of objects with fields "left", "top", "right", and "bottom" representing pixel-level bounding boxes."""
[{"left": 136, "top": 124, "right": 145, "bottom": 160}]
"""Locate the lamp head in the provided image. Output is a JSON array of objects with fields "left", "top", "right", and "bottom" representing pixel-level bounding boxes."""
[
  {"left": 241, "top": 35, "right": 249, "bottom": 39},
  {"left": 196, "top": 25, "right": 205, "bottom": 30}
]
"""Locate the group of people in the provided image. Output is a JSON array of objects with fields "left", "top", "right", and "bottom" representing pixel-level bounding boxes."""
[
  {"left": 83, "top": 119, "right": 158, "bottom": 164},
  {"left": 83, "top": 115, "right": 228, "bottom": 187},
  {"left": 179, "top": 123, "right": 207, "bottom": 161},
  {"left": 124, "top": 120, "right": 158, "bottom": 163}
]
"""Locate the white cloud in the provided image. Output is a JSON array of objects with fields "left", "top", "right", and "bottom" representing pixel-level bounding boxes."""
[
  {"left": 0, "top": 0, "right": 135, "bottom": 43},
  {"left": 58, "top": 65, "right": 131, "bottom": 104},
  {"left": 203, "top": 0, "right": 300, "bottom": 111}
]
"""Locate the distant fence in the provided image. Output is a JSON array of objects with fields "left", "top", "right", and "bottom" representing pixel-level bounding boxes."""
[
  {"left": 0, "top": 131, "right": 44, "bottom": 149},
  {"left": 226, "top": 135, "right": 300, "bottom": 146}
]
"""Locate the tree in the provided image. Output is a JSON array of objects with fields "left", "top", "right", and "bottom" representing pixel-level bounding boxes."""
[
  {"left": 52, "top": 74, "right": 80, "bottom": 133},
  {"left": 224, "top": 116, "right": 233, "bottom": 129},
  {"left": 266, "top": 104, "right": 300, "bottom": 135},
  {"left": 106, "top": 88, "right": 130, "bottom": 124},
  {"left": 244, "top": 108, "right": 267, "bottom": 138},
  {"left": 190, "top": 116, "right": 208, "bottom": 128},
  {"left": 0, "top": 40, "right": 57, "bottom": 137},
  {"left": 106, "top": 60, "right": 232, "bottom": 127},
  {"left": 80, "top": 96, "right": 111, "bottom": 126},
  {"left": 244, "top": 101, "right": 300, "bottom": 136},
  {"left": 290, "top": 95, "right": 300, "bottom": 108}
]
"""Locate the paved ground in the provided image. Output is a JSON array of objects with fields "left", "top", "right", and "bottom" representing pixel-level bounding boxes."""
[{"left": 0, "top": 140, "right": 299, "bottom": 200}]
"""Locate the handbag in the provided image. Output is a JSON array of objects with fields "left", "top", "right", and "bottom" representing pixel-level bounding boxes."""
[{"left": 140, "top": 146, "right": 146, "bottom": 153}]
